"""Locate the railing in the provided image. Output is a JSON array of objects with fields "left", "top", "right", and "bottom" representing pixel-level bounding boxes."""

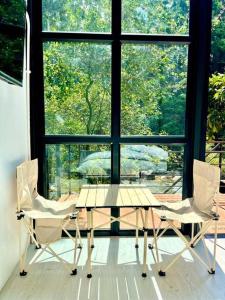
[
  {"left": 206, "top": 140, "right": 225, "bottom": 181},
  {"left": 206, "top": 140, "right": 225, "bottom": 194},
  {"left": 46, "top": 141, "right": 225, "bottom": 199}
]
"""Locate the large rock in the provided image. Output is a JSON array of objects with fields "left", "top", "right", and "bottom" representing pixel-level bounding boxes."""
[{"left": 77, "top": 145, "right": 168, "bottom": 176}]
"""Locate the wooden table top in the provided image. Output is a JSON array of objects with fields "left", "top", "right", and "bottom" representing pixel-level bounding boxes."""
[{"left": 76, "top": 184, "right": 161, "bottom": 209}]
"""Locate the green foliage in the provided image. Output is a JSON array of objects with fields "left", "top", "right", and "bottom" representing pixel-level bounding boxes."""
[
  {"left": 211, "top": 0, "right": 225, "bottom": 73},
  {"left": 207, "top": 73, "right": 225, "bottom": 139},
  {"left": 42, "top": 0, "right": 111, "bottom": 32},
  {"left": 44, "top": 42, "right": 111, "bottom": 135},
  {"left": 122, "top": 0, "right": 189, "bottom": 34},
  {"left": 206, "top": 1, "right": 225, "bottom": 141},
  {"left": 0, "top": 0, "right": 25, "bottom": 26},
  {"left": 41, "top": 1, "right": 193, "bottom": 196},
  {"left": 43, "top": 1, "right": 189, "bottom": 137}
]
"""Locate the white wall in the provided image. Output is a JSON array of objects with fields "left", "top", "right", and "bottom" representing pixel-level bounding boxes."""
[{"left": 0, "top": 79, "right": 30, "bottom": 290}]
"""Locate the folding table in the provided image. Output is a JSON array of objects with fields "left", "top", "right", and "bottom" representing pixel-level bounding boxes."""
[{"left": 76, "top": 184, "right": 161, "bottom": 278}]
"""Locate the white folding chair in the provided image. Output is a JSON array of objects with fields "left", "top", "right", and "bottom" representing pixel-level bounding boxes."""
[
  {"left": 16, "top": 159, "right": 82, "bottom": 276},
  {"left": 150, "top": 159, "right": 220, "bottom": 276}
]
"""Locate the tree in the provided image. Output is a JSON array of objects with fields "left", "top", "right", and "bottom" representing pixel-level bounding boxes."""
[
  {"left": 206, "top": 0, "right": 225, "bottom": 140},
  {"left": 207, "top": 73, "right": 225, "bottom": 140},
  {"left": 43, "top": 0, "right": 188, "bottom": 136},
  {"left": 211, "top": 0, "right": 225, "bottom": 73}
]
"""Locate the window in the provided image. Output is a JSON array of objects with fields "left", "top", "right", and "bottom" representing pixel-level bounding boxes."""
[
  {"left": 122, "top": 0, "right": 189, "bottom": 34},
  {"left": 121, "top": 44, "right": 188, "bottom": 135},
  {"left": 30, "top": 0, "right": 212, "bottom": 235},
  {"left": 44, "top": 42, "right": 111, "bottom": 135},
  {"left": 42, "top": 0, "right": 111, "bottom": 32}
]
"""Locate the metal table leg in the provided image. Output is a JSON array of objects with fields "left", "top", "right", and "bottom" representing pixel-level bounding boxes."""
[
  {"left": 135, "top": 208, "right": 139, "bottom": 248},
  {"left": 142, "top": 207, "right": 149, "bottom": 277},
  {"left": 91, "top": 209, "right": 94, "bottom": 248},
  {"left": 151, "top": 208, "right": 159, "bottom": 265},
  {"left": 87, "top": 208, "right": 92, "bottom": 278}
]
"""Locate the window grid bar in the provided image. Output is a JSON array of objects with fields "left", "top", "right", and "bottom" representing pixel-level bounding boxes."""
[
  {"left": 44, "top": 135, "right": 187, "bottom": 144},
  {"left": 41, "top": 31, "right": 190, "bottom": 44}
]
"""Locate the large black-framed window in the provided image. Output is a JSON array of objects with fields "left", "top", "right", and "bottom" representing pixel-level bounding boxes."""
[{"left": 29, "top": 0, "right": 212, "bottom": 236}]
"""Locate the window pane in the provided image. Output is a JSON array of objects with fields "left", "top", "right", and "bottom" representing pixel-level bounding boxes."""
[
  {"left": 121, "top": 44, "right": 188, "bottom": 136},
  {"left": 46, "top": 144, "right": 111, "bottom": 199},
  {"left": 122, "top": 0, "right": 189, "bottom": 34},
  {"left": 120, "top": 144, "right": 184, "bottom": 194},
  {"left": 43, "top": 42, "right": 111, "bottom": 135},
  {"left": 42, "top": 0, "right": 111, "bottom": 32},
  {"left": 46, "top": 144, "right": 111, "bottom": 229},
  {"left": 0, "top": 0, "right": 25, "bottom": 27},
  {"left": 120, "top": 144, "right": 183, "bottom": 229},
  {"left": 0, "top": 33, "right": 24, "bottom": 83}
]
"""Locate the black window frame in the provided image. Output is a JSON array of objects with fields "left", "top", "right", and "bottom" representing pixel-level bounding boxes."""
[{"left": 28, "top": 0, "right": 212, "bottom": 236}]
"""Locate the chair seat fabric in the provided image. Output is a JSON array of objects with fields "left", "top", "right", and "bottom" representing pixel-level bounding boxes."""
[
  {"left": 22, "top": 209, "right": 70, "bottom": 219},
  {"left": 22, "top": 195, "right": 77, "bottom": 244},
  {"left": 153, "top": 198, "right": 214, "bottom": 223},
  {"left": 33, "top": 194, "right": 76, "bottom": 215}
]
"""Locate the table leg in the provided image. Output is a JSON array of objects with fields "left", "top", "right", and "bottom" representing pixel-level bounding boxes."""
[
  {"left": 151, "top": 208, "right": 159, "bottom": 265},
  {"left": 135, "top": 208, "right": 139, "bottom": 248},
  {"left": 87, "top": 209, "right": 92, "bottom": 278},
  {"left": 91, "top": 209, "right": 94, "bottom": 248},
  {"left": 142, "top": 208, "right": 149, "bottom": 277}
]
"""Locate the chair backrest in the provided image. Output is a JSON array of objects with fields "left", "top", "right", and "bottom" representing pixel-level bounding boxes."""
[
  {"left": 17, "top": 159, "right": 38, "bottom": 211},
  {"left": 193, "top": 159, "right": 220, "bottom": 215}
]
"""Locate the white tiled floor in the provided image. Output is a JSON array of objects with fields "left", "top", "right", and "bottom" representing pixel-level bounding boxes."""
[{"left": 1, "top": 237, "right": 225, "bottom": 300}]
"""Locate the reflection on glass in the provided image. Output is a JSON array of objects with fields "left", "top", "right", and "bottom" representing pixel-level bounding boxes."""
[
  {"left": 210, "top": 0, "right": 225, "bottom": 73},
  {"left": 0, "top": 33, "right": 24, "bottom": 82},
  {"left": 46, "top": 144, "right": 111, "bottom": 200},
  {"left": 121, "top": 44, "right": 188, "bottom": 136},
  {"left": 0, "top": 0, "right": 25, "bottom": 27},
  {"left": 43, "top": 42, "right": 111, "bottom": 135},
  {"left": 42, "top": 0, "right": 111, "bottom": 32},
  {"left": 122, "top": 0, "right": 189, "bottom": 34},
  {"left": 120, "top": 144, "right": 184, "bottom": 194}
]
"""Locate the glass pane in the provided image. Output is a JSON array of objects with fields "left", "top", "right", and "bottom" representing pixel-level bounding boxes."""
[
  {"left": 43, "top": 42, "right": 111, "bottom": 135},
  {"left": 206, "top": 142, "right": 225, "bottom": 234},
  {"left": 120, "top": 144, "right": 183, "bottom": 229},
  {"left": 210, "top": 0, "right": 225, "bottom": 74},
  {"left": 46, "top": 144, "right": 111, "bottom": 199},
  {"left": 122, "top": 0, "right": 189, "bottom": 34},
  {"left": 121, "top": 44, "right": 188, "bottom": 136},
  {"left": 42, "top": 0, "right": 111, "bottom": 32},
  {"left": 46, "top": 144, "right": 111, "bottom": 229},
  {"left": 0, "top": 33, "right": 24, "bottom": 83},
  {"left": 120, "top": 144, "right": 184, "bottom": 194},
  {"left": 0, "top": 0, "right": 25, "bottom": 27},
  {"left": 206, "top": 1, "right": 225, "bottom": 234}
]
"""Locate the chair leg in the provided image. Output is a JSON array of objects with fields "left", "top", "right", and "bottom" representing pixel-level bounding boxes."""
[
  {"left": 158, "top": 221, "right": 212, "bottom": 276},
  {"left": 197, "top": 223, "right": 212, "bottom": 271},
  {"left": 209, "top": 219, "right": 218, "bottom": 274},
  {"left": 76, "top": 213, "right": 82, "bottom": 248},
  {"left": 20, "top": 238, "right": 29, "bottom": 276},
  {"left": 46, "top": 245, "right": 71, "bottom": 272},
  {"left": 190, "top": 223, "right": 195, "bottom": 248},
  {"left": 148, "top": 217, "right": 161, "bottom": 250},
  {"left": 149, "top": 222, "right": 170, "bottom": 250},
  {"left": 19, "top": 219, "right": 31, "bottom": 276},
  {"left": 71, "top": 221, "right": 78, "bottom": 276},
  {"left": 19, "top": 220, "right": 26, "bottom": 276}
]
